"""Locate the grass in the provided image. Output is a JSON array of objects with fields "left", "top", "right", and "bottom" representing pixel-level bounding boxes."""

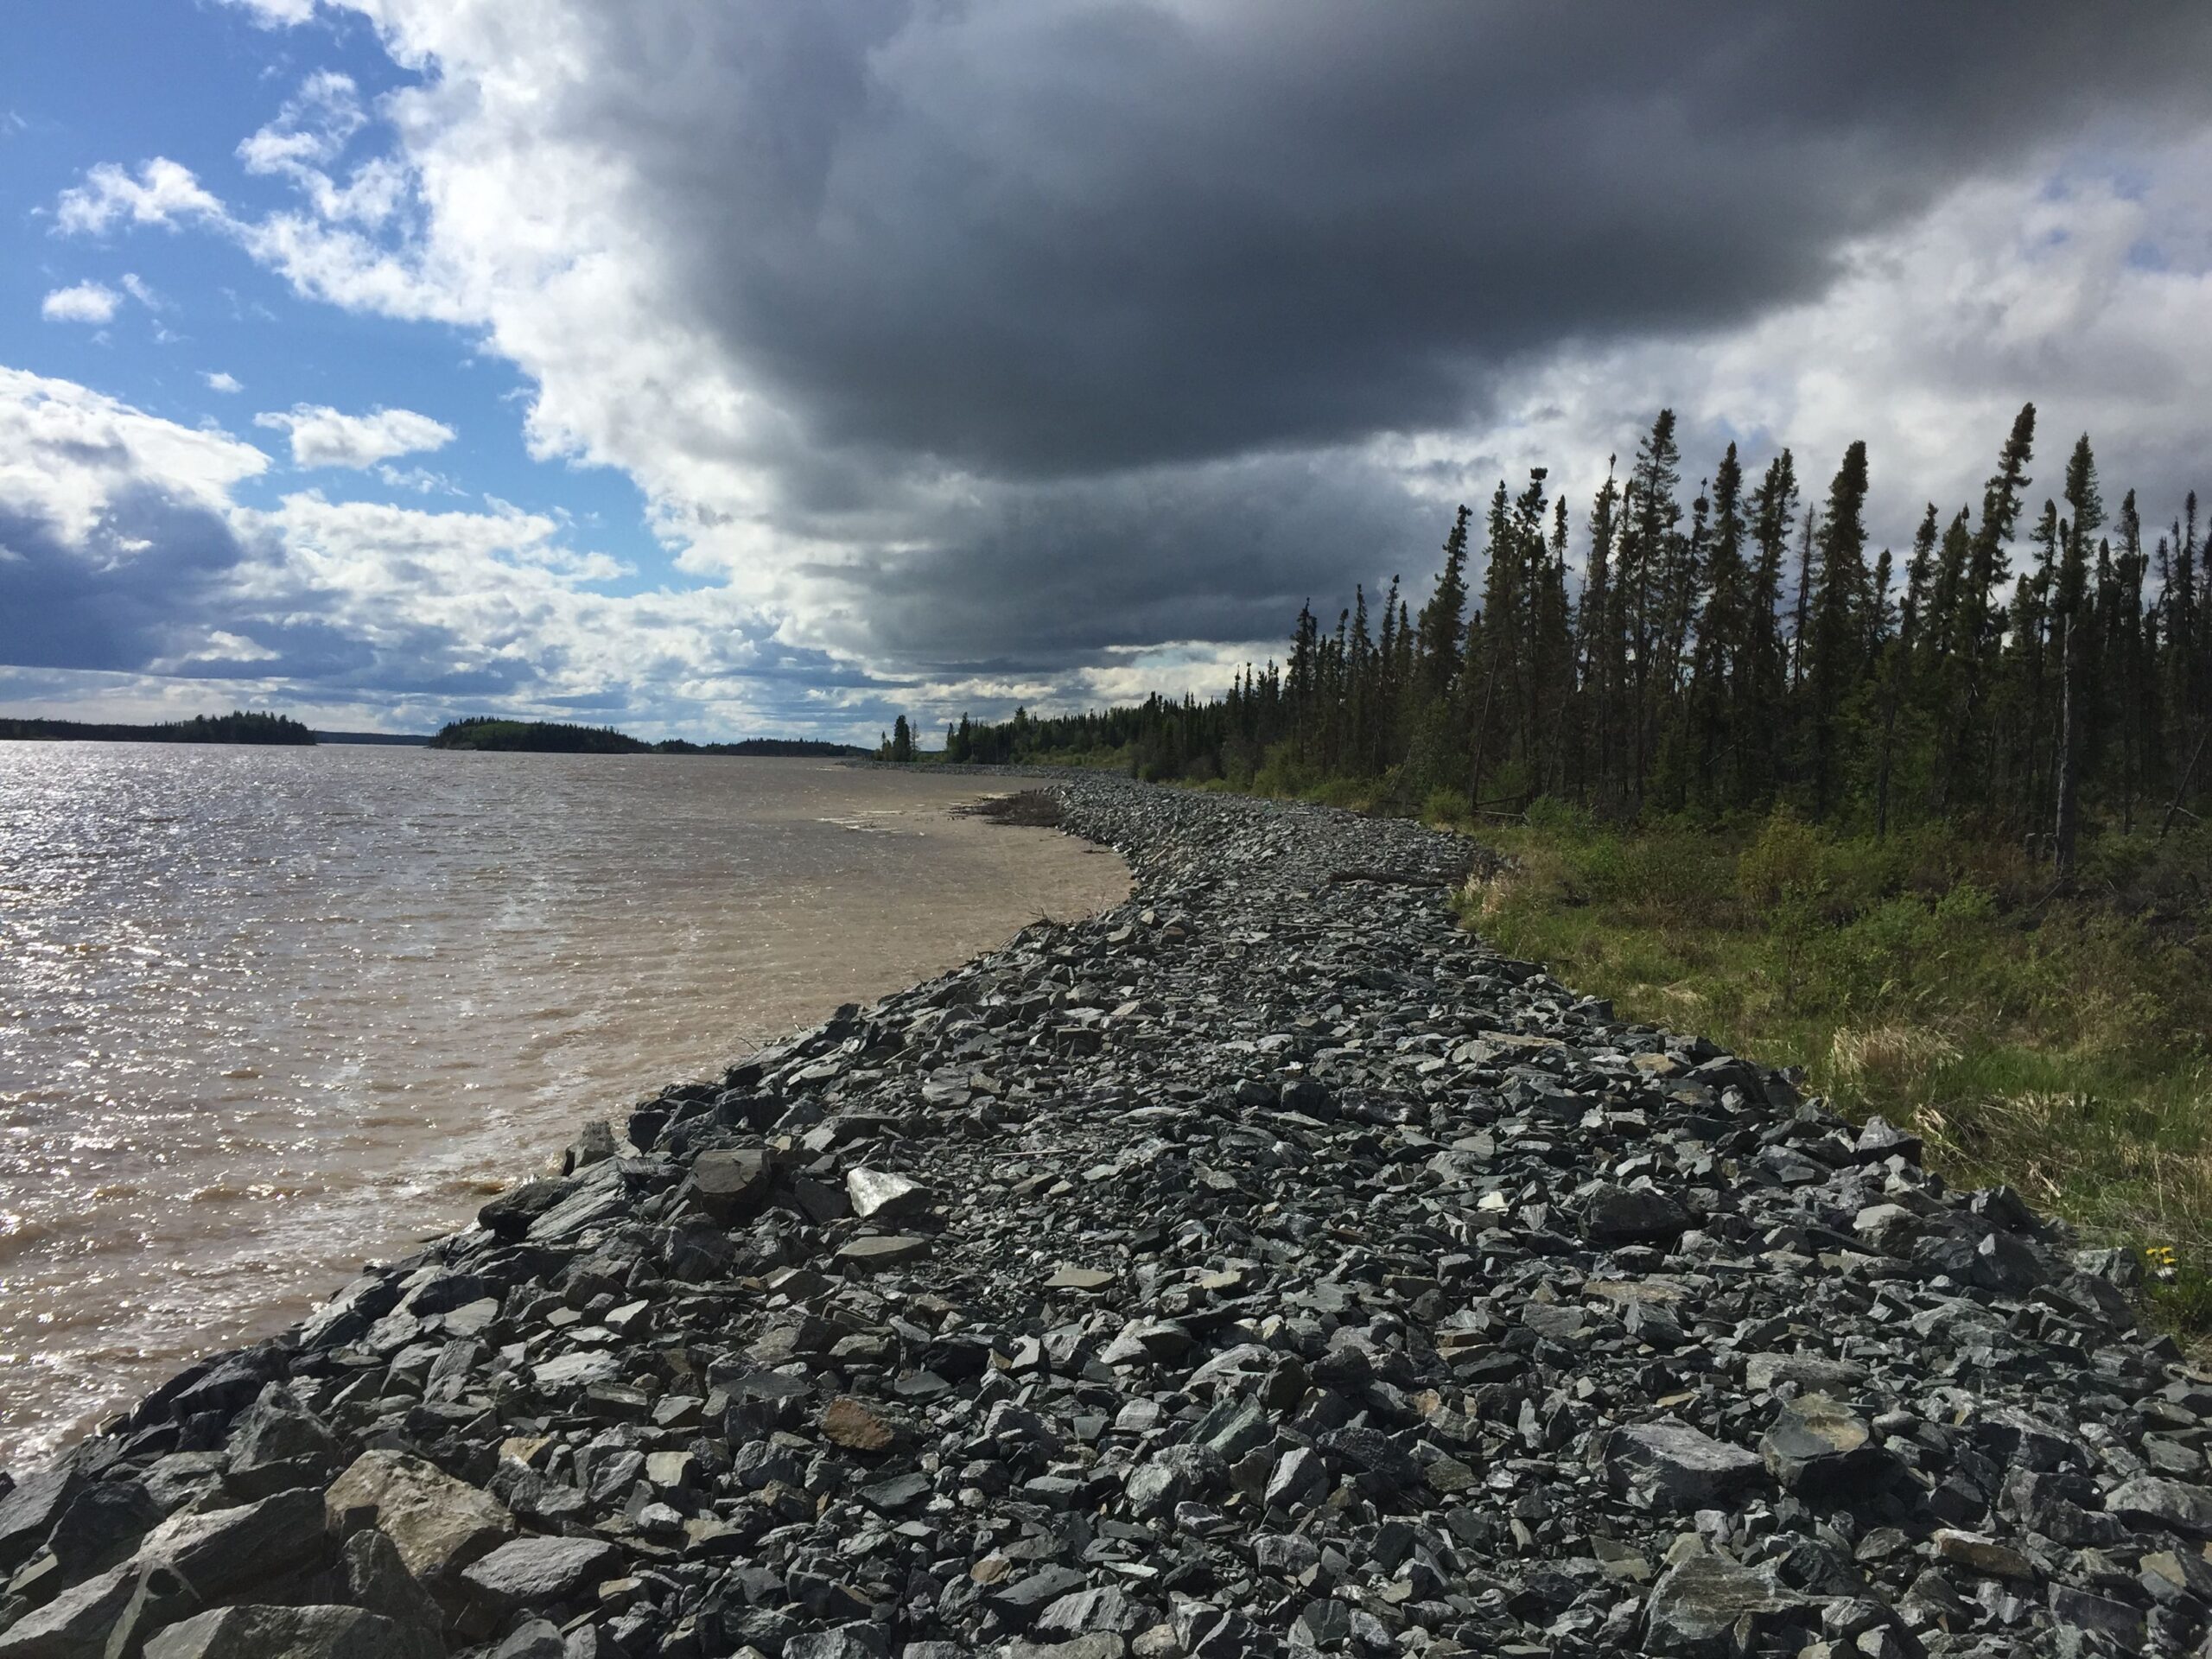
[{"left": 1430, "top": 802, "right": 2212, "bottom": 1336}]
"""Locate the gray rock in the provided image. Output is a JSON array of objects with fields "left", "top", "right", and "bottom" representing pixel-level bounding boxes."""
[
  {"left": 833, "top": 1235, "right": 931, "bottom": 1271},
  {"left": 2107, "top": 1475, "right": 2212, "bottom": 1536},
  {"left": 140, "top": 1605, "right": 440, "bottom": 1659},
  {"left": 1263, "top": 1447, "right": 1327, "bottom": 1510},
  {"left": 690, "top": 1147, "right": 775, "bottom": 1222},
  {"left": 141, "top": 1487, "right": 331, "bottom": 1604},
  {"left": 492, "top": 1618, "right": 569, "bottom": 1658},
  {"left": 1036, "top": 1586, "right": 1147, "bottom": 1638},
  {"left": 1646, "top": 1554, "right": 1805, "bottom": 1656},
  {"left": 224, "top": 1386, "right": 340, "bottom": 1499},
  {"left": 0, "top": 1563, "right": 133, "bottom": 1659},
  {"left": 1759, "top": 1395, "right": 1891, "bottom": 1495},
  {"left": 0, "top": 1469, "right": 81, "bottom": 1573},
  {"left": 43, "top": 1478, "right": 162, "bottom": 1577},
  {"left": 457, "top": 1535, "right": 620, "bottom": 1616},
  {"left": 339, "top": 1528, "right": 442, "bottom": 1641},
  {"left": 1582, "top": 1182, "right": 1691, "bottom": 1246},
  {"left": 1125, "top": 1446, "right": 1224, "bottom": 1521},
  {"left": 1607, "top": 1421, "right": 1768, "bottom": 1511},
  {"left": 785, "top": 1628, "right": 891, "bottom": 1659}
]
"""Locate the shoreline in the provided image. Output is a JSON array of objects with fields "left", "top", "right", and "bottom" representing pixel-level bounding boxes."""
[
  {"left": 0, "top": 772, "right": 2198, "bottom": 1658},
  {"left": 0, "top": 758, "right": 1128, "bottom": 1476}
]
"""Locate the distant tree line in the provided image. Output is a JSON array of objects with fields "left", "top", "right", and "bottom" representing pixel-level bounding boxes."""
[
  {"left": 664, "top": 737, "right": 872, "bottom": 758},
  {"left": 429, "top": 717, "right": 873, "bottom": 757},
  {"left": 0, "top": 710, "right": 316, "bottom": 746},
  {"left": 950, "top": 406, "right": 2212, "bottom": 869}
]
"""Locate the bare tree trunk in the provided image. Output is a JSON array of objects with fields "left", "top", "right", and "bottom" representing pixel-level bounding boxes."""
[
  {"left": 1467, "top": 660, "right": 1497, "bottom": 816},
  {"left": 2055, "top": 615, "right": 2080, "bottom": 881},
  {"left": 2163, "top": 723, "right": 2209, "bottom": 839}
]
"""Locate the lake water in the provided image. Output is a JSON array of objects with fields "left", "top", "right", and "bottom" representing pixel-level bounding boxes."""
[{"left": 0, "top": 746, "right": 1128, "bottom": 1470}]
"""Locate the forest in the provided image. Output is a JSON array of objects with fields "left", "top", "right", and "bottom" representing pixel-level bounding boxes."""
[{"left": 950, "top": 404, "right": 2206, "bottom": 861}]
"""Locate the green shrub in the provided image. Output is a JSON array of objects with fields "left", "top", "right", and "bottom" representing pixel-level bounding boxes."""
[{"left": 1737, "top": 810, "right": 1827, "bottom": 910}]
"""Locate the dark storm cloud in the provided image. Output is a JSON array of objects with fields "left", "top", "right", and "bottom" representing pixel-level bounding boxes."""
[
  {"left": 833, "top": 451, "right": 1446, "bottom": 673},
  {"left": 0, "top": 486, "right": 250, "bottom": 671},
  {"left": 610, "top": 1, "right": 2212, "bottom": 479}
]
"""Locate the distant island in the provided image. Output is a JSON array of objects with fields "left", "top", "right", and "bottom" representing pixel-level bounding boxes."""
[
  {"left": 429, "top": 717, "right": 652, "bottom": 753},
  {"left": 655, "top": 737, "right": 872, "bottom": 758},
  {"left": 0, "top": 711, "right": 317, "bottom": 746},
  {"left": 427, "top": 717, "right": 868, "bottom": 757},
  {"left": 315, "top": 730, "right": 433, "bottom": 746}
]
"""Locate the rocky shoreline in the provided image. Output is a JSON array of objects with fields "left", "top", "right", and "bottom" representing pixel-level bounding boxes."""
[{"left": 2, "top": 774, "right": 2205, "bottom": 1658}]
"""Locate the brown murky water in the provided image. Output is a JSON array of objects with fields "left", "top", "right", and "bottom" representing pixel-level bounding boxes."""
[{"left": 0, "top": 746, "right": 1128, "bottom": 1470}]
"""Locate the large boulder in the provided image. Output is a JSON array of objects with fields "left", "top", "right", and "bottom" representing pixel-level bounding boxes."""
[
  {"left": 142, "top": 1605, "right": 440, "bottom": 1659},
  {"left": 688, "top": 1147, "right": 775, "bottom": 1223},
  {"left": 1758, "top": 1395, "right": 1894, "bottom": 1496},
  {"left": 0, "top": 1470, "right": 81, "bottom": 1574},
  {"left": 0, "top": 1564, "right": 135, "bottom": 1659},
  {"left": 2107, "top": 1475, "right": 2212, "bottom": 1537},
  {"left": 1645, "top": 1553, "right": 1808, "bottom": 1656},
  {"left": 1581, "top": 1182, "right": 1692, "bottom": 1247},
  {"left": 223, "top": 1386, "right": 342, "bottom": 1500},
  {"left": 322, "top": 1452, "right": 512, "bottom": 1592},
  {"left": 457, "top": 1535, "right": 620, "bottom": 1623},
  {"left": 1606, "top": 1422, "right": 1768, "bottom": 1512},
  {"left": 141, "top": 1488, "right": 332, "bottom": 1603}
]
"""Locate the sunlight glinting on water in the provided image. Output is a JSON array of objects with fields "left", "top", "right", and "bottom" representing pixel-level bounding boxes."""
[{"left": 0, "top": 746, "right": 1128, "bottom": 1470}]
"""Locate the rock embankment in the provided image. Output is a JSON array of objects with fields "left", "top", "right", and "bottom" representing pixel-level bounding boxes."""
[{"left": 0, "top": 776, "right": 2202, "bottom": 1658}]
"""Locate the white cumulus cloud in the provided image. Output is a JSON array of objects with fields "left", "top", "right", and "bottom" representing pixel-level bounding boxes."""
[
  {"left": 252, "top": 403, "right": 457, "bottom": 469},
  {"left": 204, "top": 372, "right": 244, "bottom": 394},
  {"left": 54, "top": 158, "right": 227, "bottom": 236},
  {"left": 0, "top": 367, "right": 848, "bottom": 740},
  {"left": 217, "top": 0, "right": 318, "bottom": 26},
  {"left": 40, "top": 282, "right": 121, "bottom": 324}
]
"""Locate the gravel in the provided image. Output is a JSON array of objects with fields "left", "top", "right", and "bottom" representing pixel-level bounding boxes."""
[{"left": 0, "top": 773, "right": 2202, "bottom": 1657}]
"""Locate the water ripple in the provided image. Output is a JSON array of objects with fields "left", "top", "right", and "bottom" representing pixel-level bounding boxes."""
[{"left": 0, "top": 746, "right": 1126, "bottom": 1468}]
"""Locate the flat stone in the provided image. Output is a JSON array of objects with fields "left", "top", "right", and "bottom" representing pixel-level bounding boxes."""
[
  {"left": 1743, "top": 1352, "right": 1869, "bottom": 1395},
  {"left": 1036, "top": 1585, "right": 1147, "bottom": 1638},
  {"left": 1759, "top": 1394, "right": 1890, "bottom": 1494},
  {"left": 1046, "top": 1265, "right": 1116, "bottom": 1292},
  {"left": 820, "top": 1396, "right": 899, "bottom": 1452},
  {"left": 834, "top": 1235, "right": 931, "bottom": 1271},
  {"left": 0, "top": 1563, "right": 135, "bottom": 1658},
  {"left": 140, "top": 1488, "right": 330, "bottom": 1603},
  {"left": 530, "top": 1351, "right": 621, "bottom": 1392},
  {"left": 459, "top": 1535, "right": 621, "bottom": 1615},
  {"left": 1930, "top": 1529, "right": 2036, "bottom": 1580}
]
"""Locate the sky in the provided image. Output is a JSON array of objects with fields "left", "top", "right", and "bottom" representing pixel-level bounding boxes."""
[{"left": 4, "top": 3, "right": 2212, "bottom": 741}]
